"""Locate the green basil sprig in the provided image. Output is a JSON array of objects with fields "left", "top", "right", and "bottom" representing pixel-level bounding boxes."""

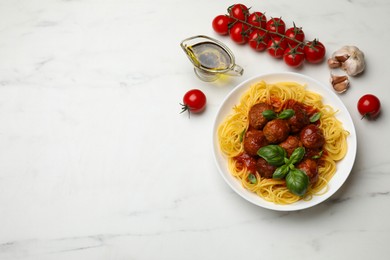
[
  {"left": 257, "top": 145, "right": 287, "bottom": 166},
  {"left": 286, "top": 146, "right": 305, "bottom": 165},
  {"left": 309, "top": 112, "right": 321, "bottom": 123},
  {"left": 262, "top": 109, "right": 295, "bottom": 120},
  {"left": 248, "top": 173, "right": 257, "bottom": 184},
  {"left": 239, "top": 129, "right": 246, "bottom": 142},
  {"left": 262, "top": 110, "right": 277, "bottom": 120},
  {"left": 257, "top": 144, "right": 309, "bottom": 196},
  {"left": 286, "top": 168, "right": 309, "bottom": 196},
  {"left": 312, "top": 150, "right": 323, "bottom": 159},
  {"left": 278, "top": 109, "right": 295, "bottom": 119},
  {"left": 273, "top": 164, "right": 290, "bottom": 179}
]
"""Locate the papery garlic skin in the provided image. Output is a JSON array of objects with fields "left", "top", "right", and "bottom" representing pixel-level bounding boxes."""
[
  {"left": 332, "top": 46, "right": 365, "bottom": 76},
  {"left": 330, "top": 74, "right": 350, "bottom": 93}
]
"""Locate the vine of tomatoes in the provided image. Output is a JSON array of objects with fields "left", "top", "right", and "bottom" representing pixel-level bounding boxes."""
[{"left": 212, "top": 3, "right": 326, "bottom": 68}]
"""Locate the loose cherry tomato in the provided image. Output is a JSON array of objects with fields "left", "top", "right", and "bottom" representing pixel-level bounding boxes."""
[
  {"left": 248, "top": 29, "right": 270, "bottom": 51},
  {"left": 285, "top": 24, "right": 305, "bottom": 47},
  {"left": 181, "top": 89, "right": 207, "bottom": 115},
  {"left": 357, "top": 94, "right": 381, "bottom": 119},
  {"left": 283, "top": 46, "right": 305, "bottom": 68},
  {"left": 230, "top": 22, "right": 250, "bottom": 44},
  {"left": 304, "top": 39, "right": 326, "bottom": 64},
  {"left": 266, "top": 17, "right": 286, "bottom": 36},
  {"left": 267, "top": 36, "right": 287, "bottom": 58},
  {"left": 248, "top": 11, "right": 267, "bottom": 29},
  {"left": 228, "top": 3, "right": 249, "bottom": 21},
  {"left": 212, "top": 15, "right": 232, "bottom": 35}
]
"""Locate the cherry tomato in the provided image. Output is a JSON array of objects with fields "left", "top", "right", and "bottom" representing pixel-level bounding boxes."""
[
  {"left": 304, "top": 39, "right": 326, "bottom": 64},
  {"left": 212, "top": 15, "right": 232, "bottom": 35},
  {"left": 248, "top": 29, "right": 270, "bottom": 51},
  {"left": 357, "top": 94, "right": 381, "bottom": 119},
  {"left": 266, "top": 17, "right": 286, "bottom": 36},
  {"left": 285, "top": 25, "right": 305, "bottom": 47},
  {"left": 230, "top": 22, "right": 250, "bottom": 44},
  {"left": 248, "top": 11, "right": 267, "bottom": 29},
  {"left": 267, "top": 36, "right": 287, "bottom": 58},
  {"left": 284, "top": 46, "right": 305, "bottom": 68},
  {"left": 181, "top": 89, "right": 207, "bottom": 115},
  {"left": 228, "top": 3, "right": 249, "bottom": 21}
]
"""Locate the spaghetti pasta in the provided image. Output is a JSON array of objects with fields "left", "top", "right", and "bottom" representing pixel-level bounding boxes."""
[{"left": 217, "top": 81, "right": 349, "bottom": 204}]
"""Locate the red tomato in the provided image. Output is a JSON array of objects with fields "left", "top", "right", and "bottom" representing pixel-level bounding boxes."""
[
  {"left": 266, "top": 17, "right": 286, "bottom": 36},
  {"left": 304, "top": 39, "right": 326, "bottom": 64},
  {"left": 357, "top": 94, "right": 381, "bottom": 119},
  {"left": 285, "top": 25, "right": 305, "bottom": 47},
  {"left": 212, "top": 15, "right": 232, "bottom": 35},
  {"left": 181, "top": 89, "right": 207, "bottom": 115},
  {"left": 267, "top": 36, "right": 287, "bottom": 58},
  {"left": 248, "top": 11, "right": 267, "bottom": 29},
  {"left": 283, "top": 46, "right": 305, "bottom": 68},
  {"left": 228, "top": 3, "right": 249, "bottom": 21},
  {"left": 248, "top": 29, "right": 270, "bottom": 51},
  {"left": 230, "top": 22, "right": 250, "bottom": 44}
]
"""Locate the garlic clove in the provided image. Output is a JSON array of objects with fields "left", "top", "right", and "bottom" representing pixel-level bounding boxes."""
[
  {"left": 330, "top": 74, "right": 350, "bottom": 93},
  {"left": 331, "top": 45, "right": 365, "bottom": 76},
  {"left": 334, "top": 54, "right": 350, "bottom": 62},
  {"left": 333, "top": 81, "right": 350, "bottom": 93},
  {"left": 331, "top": 74, "right": 348, "bottom": 84},
  {"left": 327, "top": 57, "right": 342, "bottom": 69}
]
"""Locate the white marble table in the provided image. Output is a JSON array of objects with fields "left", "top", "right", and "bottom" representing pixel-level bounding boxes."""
[{"left": 1, "top": 0, "right": 390, "bottom": 259}]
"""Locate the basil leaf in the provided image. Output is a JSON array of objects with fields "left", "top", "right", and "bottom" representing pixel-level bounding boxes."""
[
  {"left": 273, "top": 164, "right": 290, "bottom": 179},
  {"left": 262, "top": 110, "right": 277, "bottom": 120},
  {"left": 312, "top": 150, "right": 323, "bottom": 159},
  {"left": 285, "top": 168, "right": 309, "bottom": 196},
  {"left": 288, "top": 147, "right": 305, "bottom": 165},
  {"left": 248, "top": 173, "right": 257, "bottom": 184},
  {"left": 310, "top": 112, "right": 322, "bottom": 123},
  {"left": 239, "top": 129, "right": 246, "bottom": 143},
  {"left": 257, "top": 145, "right": 287, "bottom": 166},
  {"left": 278, "top": 109, "right": 295, "bottom": 119}
]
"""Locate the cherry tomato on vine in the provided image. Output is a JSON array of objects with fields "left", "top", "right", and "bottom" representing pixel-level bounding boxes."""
[
  {"left": 181, "top": 89, "right": 207, "bottom": 115},
  {"left": 304, "top": 39, "right": 326, "bottom": 64},
  {"left": 230, "top": 22, "right": 250, "bottom": 44},
  {"left": 212, "top": 15, "right": 232, "bottom": 35},
  {"left": 228, "top": 3, "right": 250, "bottom": 21},
  {"left": 249, "top": 29, "right": 270, "bottom": 51},
  {"left": 284, "top": 46, "right": 305, "bottom": 68},
  {"left": 357, "top": 94, "right": 381, "bottom": 120},
  {"left": 248, "top": 11, "right": 267, "bottom": 29},
  {"left": 285, "top": 25, "right": 305, "bottom": 47},
  {"left": 266, "top": 17, "right": 286, "bottom": 36},
  {"left": 267, "top": 36, "right": 287, "bottom": 58}
]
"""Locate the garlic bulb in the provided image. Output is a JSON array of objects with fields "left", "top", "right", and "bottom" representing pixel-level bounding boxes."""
[{"left": 331, "top": 46, "right": 365, "bottom": 76}]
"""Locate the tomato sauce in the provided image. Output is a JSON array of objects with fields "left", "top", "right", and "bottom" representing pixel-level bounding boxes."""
[{"left": 234, "top": 153, "right": 257, "bottom": 173}]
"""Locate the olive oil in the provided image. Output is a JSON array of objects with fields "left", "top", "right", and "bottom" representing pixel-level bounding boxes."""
[
  {"left": 180, "top": 35, "right": 243, "bottom": 81},
  {"left": 186, "top": 42, "right": 232, "bottom": 72}
]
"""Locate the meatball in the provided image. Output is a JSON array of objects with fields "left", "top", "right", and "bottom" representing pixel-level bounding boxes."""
[
  {"left": 300, "top": 124, "right": 325, "bottom": 149},
  {"left": 243, "top": 130, "right": 269, "bottom": 156},
  {"left": 263, "top": 119, "right": 290, "bottom": 143},
  {"left": 256, "top": 157, "right": 276, "bottom": 178},
  {"left": 279, "top": 136, "right": 302, "bottom": 157},
  {"left": 248, "top": 102, "right": 273, "bottom": 129},
  {"left": 297, "top": 158, "right": 319, "bottom": 184},
  {"left": 288, "top": 104, "right": 310, "bottom": 133}
]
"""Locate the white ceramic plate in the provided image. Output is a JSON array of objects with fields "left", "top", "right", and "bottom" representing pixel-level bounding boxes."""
[{"left": 212, "top": 72, "right": 357, "bottom": 211}]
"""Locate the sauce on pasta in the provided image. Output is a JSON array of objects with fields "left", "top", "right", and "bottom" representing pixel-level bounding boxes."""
[{"left": 217, "top": 81, "right": 349, "bottom": 204}]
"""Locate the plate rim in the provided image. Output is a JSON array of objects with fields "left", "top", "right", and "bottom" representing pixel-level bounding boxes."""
[{"left": 212, "top": 72, "right": 357, "bottom": 211}]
